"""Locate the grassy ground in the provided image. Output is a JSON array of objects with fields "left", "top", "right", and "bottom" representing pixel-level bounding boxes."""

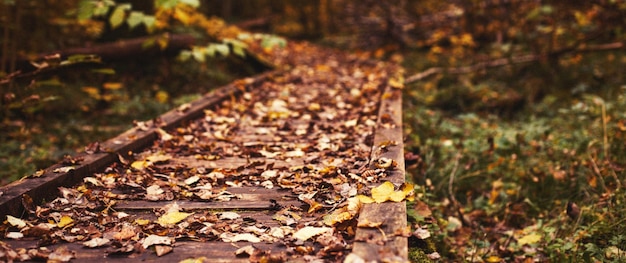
[
  {"left": 402, "top": 51, "right": 626, "bottom": 261},
  {"left": 0, "top": 55, "right": 256, "bottom": 185}
]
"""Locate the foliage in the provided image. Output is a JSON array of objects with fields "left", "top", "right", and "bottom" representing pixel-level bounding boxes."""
[{"left": 403, "top": 50, "right": 626, "bottom": 260}]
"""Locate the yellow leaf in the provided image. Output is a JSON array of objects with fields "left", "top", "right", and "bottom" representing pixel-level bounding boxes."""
[
  {"left": 356, "top": 195, "right": 374, "bottom": 204},
  {"left": 388, "top": 77, "right": 404, "bottom": 89},
  {"left": 57, "top": 215, "right": 74, "bottom": 228},
  {"left": 131, "top": 160, "right": 149, "bottom": 170},
  {"left": 517, "top": 232, "right": 542, "bottom": 246},
  {"left": 485, "top": 255, "right": 502, "bottom": 263},
  {"left": 134, "top": 219, "right": 151, "bottom": 226},
  {"left": 158, "top": 211, "right": 193, "bottom": 226},
  {"left": 371, "top": 181, "right": 395, "bottom": 203},
  {"left": 155, "top": 90, "right": 169, "bottom": 103},
  {"left": 179, "top": 257, "right": 208, "bottom": 263},
  {"left": 146, "top": 153, "right": 172, "bottom": 163},
  {"left": 103, "top": 82, "right": 123, "bottom": 90},
  {"left": 174, "top": 7, "right": 191, "bottom": 25},
  {"left": 81, "top": 86, "right": 101, "bottom": 100},
  {"left": 389, "top": 190, "right": 406, "bottom": 202}
]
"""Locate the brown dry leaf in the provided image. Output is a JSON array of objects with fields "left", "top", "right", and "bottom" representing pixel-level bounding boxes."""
[
  {"left": 154, "top": 245, "right": 173, "bottom": 257},
  {"left": 156, "top": 128, "right": 173, "bottom": 141},
  {"left": 413, "top": 227, "right": 431, "bottom": 239},
  {"left": 6, "top": 215, "right": 27, "bottom": 228},
  {"left": 220, "top": 233, "right": 261, "bottom": 243},
  {"left": 142, "top": 234, "right": 174, "bottom": 248},
  {"left": 83, "top": 237, "right": 110, "bottom": 248},
  {"left": 146, "top": 152, "right": 172, "bottom": 163},
  {"left": 6, "top": 232, "right": 24, "bottom": 239},
  {"left": 48, "top": 246, "right": 74, "bottom": 262},
  {"left": 235, "top": 245, "right": 257, "bottom": 257},
  {"left": 292, "top": 226, "right": 332, "bottom": 241},
  {"left": 357, "top": 218, "right": 383, "bottom": 228},
  {"left": 113, "top": 224, "right": 137, "bottom": 240},
  {"left": 218, "top": 211, "right": 240, "bottom": 220},
  {"left": 146, "top": 185, "right": 164, "bottom": 201}
]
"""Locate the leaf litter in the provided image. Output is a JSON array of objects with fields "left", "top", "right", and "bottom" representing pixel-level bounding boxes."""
[{"left": 0, "top": 41, "right": 407, "bottom": 262}]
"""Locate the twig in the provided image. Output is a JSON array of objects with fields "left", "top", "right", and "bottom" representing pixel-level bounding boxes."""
[{"left": 448, "top": 152, "right": 470, "bottom": 227}]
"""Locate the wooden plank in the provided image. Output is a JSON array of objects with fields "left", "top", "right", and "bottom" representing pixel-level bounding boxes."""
[
  {"left": 0, "top": 71, "right": 281, "bottom": 219},
  {"left": 2, "top": 240, "right": 284, "bottom": 263},
  {"left": 352, "top": 84, "right": 408, "bottom": 261},
  {"left": 114, "top": 200, "right": 303, "bottom": 210}
]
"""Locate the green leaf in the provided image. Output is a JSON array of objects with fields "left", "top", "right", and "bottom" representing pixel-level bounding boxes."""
[
  {"left": 93, "top": 0, "right": 115, "bottom": 17},
  {"left": 91, "top": 68, "right": 116, "bottom": 74},
  {"left": 109, "top": 5, "right": 128, "bottom": 29},
  {"left": 192, "top": 47, "right": 206, "bottom": 62},
  {"left": 142, "top": 15, "right": 156, "bottom": 29},
  {"left": 155, "top": 0, "right": 179, "bottom": 9},
  {"left": 77, "top": 0, "right": 95, "bottom": 20},
  {"left": 179, "top": 0, "right": 199, "bottom": 7},
  {"left": 213, "top": 43, "right": 230, "bottom": 56},
  {"left": 178, "top": 50, "right": 192, "bottom": 61},
  {"left": 126, "top": 11, "right": 144, "bottom": 29}
]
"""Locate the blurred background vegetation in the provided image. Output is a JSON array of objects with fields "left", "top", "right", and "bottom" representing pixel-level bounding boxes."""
[{"left": 1, "top": 0, "right": 625, "bottom": 261}]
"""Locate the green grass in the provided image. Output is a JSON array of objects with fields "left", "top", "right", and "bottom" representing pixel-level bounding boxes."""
[
  {"left": 402, "top": 52, "right": 626, "bottom": 261},
  {"left": 0, "top": 56, "right": 254, "bottom": 185}
]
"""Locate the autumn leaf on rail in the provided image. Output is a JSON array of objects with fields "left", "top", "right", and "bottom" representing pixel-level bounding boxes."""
[
  {"left": 323, "top": 196, "right": 362, "bottom": 226},
  {"left": 369, "top": 181, "right": 415, "bottom": 203}
]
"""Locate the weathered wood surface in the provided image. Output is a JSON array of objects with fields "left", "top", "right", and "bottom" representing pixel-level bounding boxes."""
[{"left": 0, "top": 41, "right": 407, "bottom": 262}]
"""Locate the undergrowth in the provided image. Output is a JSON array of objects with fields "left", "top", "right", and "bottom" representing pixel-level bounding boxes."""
[
  {"left": 403, "top": 53, "right": 626, "bottom": 261},
  {"left": 0, "top": 55, "right": 255, "bottom": 185}
]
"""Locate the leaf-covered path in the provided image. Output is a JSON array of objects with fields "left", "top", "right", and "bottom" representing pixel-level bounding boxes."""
[{"left": 0, "top": 41, "right": 410, "bottom": 262}]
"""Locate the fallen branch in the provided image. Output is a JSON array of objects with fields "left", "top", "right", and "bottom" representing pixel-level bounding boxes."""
[{"left": 405, "top": 41, "right": 625, "bottom": 84}]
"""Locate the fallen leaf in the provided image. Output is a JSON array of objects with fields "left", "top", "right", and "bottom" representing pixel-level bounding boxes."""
[
  {"left": 184, "top": 175, "right": 200, "bottom": 185},
  {"left": 57, "top": 215, "right": 74, "bottom": 228},
  {"left": 6, "top": 215, "right": 27, "bottom": 228},
  {"left": 83, "top": 237, "right": 110, "bottom": 248},
  {"left": 371, "top": 181, "right": 395, "bottom": 203},
  {"left": 221, "top": 233, "right": 261, "bottom": 243},
  {"left": 158, "top": 211, "right": 193, "bottom": 226},
  {"left": 413, "top": 227, "right": 431, "bottom": 239},
  {"left": 235, "top": 245, "right": 257, "bottom": 257},
  {"left": 517, "top": 232, "right": 542, "bottom": 246},
  {"left": 292, "top": 226, "right": 332, "bottom": 241},
  {"left": 53, "top": 166, "right": 75, "bottom": 173},
  {"left": 155, "top": 245, "right": 173, "bottom": 256},
  {"left": 48, "top": 246, "right": 74, "bottom": 262},
  {"left": 219, "top": 212, "right": 241, "bottom": 220},
  {"left": 142, "top": 234, "right": 174, "bottom": 248},
  {"left": 6, "top": 232, "right": 23, "bottom": 239},
  {"left": 131, "top": 160, "right": 149, "bottom": 170},
  {"left": 357, "top": 218, "right": 383, "bottom": 228},
  {"left": 135, "top": 218, "right": 151, "bottom": 226},
  {"left": 179, "top": 257, "right": 208, "bottom": 263},
  {"left": 156, "top": 128, "right": 173, "bottom": 141},
  {"left": 113, "top": 224, "right": 137, "bottom": 240},
  {"left": 146, "top": 153, "right": 172, "bottom": 163}
]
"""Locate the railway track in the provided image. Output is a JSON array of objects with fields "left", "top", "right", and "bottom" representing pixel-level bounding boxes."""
[{"left": 0, "top": 41, "right": 408, "bottom": 262}]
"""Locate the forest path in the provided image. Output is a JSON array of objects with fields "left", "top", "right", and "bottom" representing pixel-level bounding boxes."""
[{"left": 0, "top": 41, "right": 409, "bottom": 262}]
